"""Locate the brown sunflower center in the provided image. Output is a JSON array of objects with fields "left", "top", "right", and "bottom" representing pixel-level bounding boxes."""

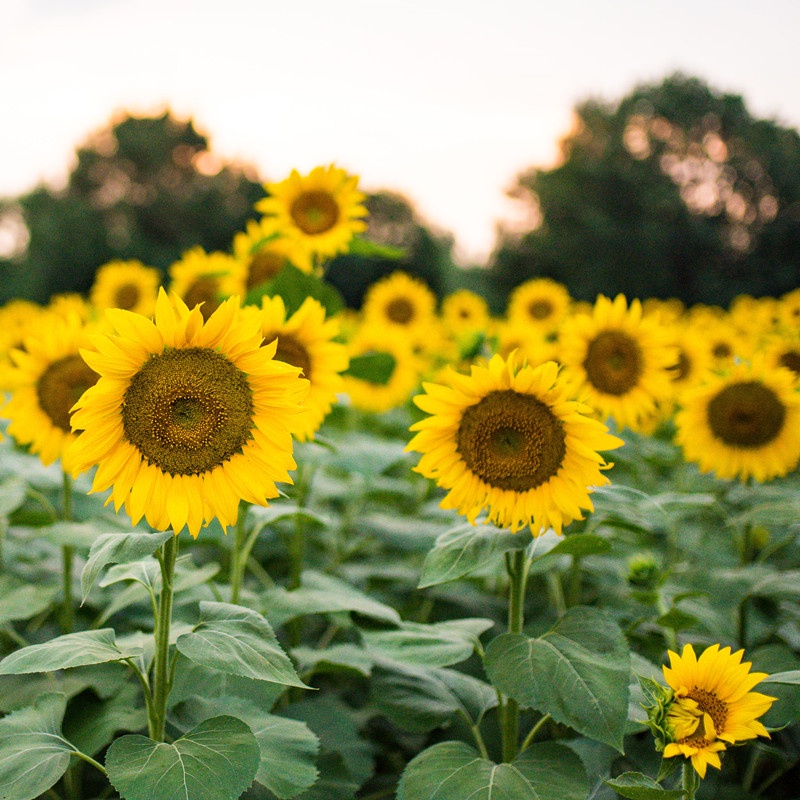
[
  {"left": 528, "top": 299, "right": 554, "bottom": 321},
  {"left": 114, "top": 283, "right": 141, "bottom": 311},
  {"left": 182, "top": 278, "right": 222, "bottom": 321},
  {"left": 37, "top": 355, "right": 99, "bottom": 432},
  {"left": 712, "top": 341, "right": 732, "bottom": 359},
  {"left": 583, "top": 330, "right": 643, "bottom": 396},
  {"left": 668, "top": 350, "right": 691, "bottom": 382},
  {"left": 386, "top": 298, "right": 414, "bottom": 324},
  {"left": 122, "top": 347, "right": 254, "bottom": 476},
  {"left": 271, "top": 334, "right": 312, "bottom": 380},
  {"left": 779, "top": 350, "right": 800, "bottom": 376},
  {"left": 707, "top": 381, "right": 786, "bottom": 448},
  {"left": 686, "top": 688, "right": 728, "bottom": 735},
  {"left": 290, "top": 190, "right": 340, "bottom": 235},
  {"left": 247, "top": 251, "right": 286, "bottom": 290},
  {"left": 457, "top": 390, "right": 566, "bottom": 491}
]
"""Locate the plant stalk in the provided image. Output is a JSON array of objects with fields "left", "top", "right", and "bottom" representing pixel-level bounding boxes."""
[
  {"left": 60, "top": 471, "right": 75, "bottom": 633},
  {"left": 682, "top": 761, "right": 699, "bottom": 800}
]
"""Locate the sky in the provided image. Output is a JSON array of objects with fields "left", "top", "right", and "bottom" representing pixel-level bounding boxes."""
[{"left": 1, "top": 0, "right": 800, "bottom": 264}]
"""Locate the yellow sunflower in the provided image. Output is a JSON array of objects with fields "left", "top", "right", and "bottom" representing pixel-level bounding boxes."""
[
  {"left": 68, "top": 290, "right": 309, "bottom": 538},
  {"left": 361, "top": 270, "right": 438, "bottom": 338},
  {"left": 777, "top": 286, "right": 800, "bottom": 331},
  {"left": 440, "top": 289, "right": 491, "bottom": 336},
  {"left": 167, "top": 247, "right": 245, "bottom": 320},
  {"left": 245, "top": 295, "right": 349, "bottom": 441},
  {"left": 1, "top": 311, "right": 99, "bottom": 472},
  {"left": 406, "top": 353, "right": 624, "bottom": 535},
  {"left": 342, "top": 324, "right": 423, "bottom": 414},
  {"left": 0, "top": 299, "right": 47, "bottom": 391},
  {"left": 558, "top": 294, "right": 677, "bottom": 432},
  {"left": 653, "top": 643, "right": 775, "bottom": 779},
  {"left": 255, "top": 164, "right": 367, "bottom": 272},
  {"left": 506, "top": 277, "right": 572, "bottom": 332},
  {"left": 674, "top": 356, "right": 800, "bottom": 482},
  {"left": 232, "top": 217, "right": 305, "bottom": 287},
  {"left": 90, "top": 259, "right": 162, "bottom": 317},
  {"left": 761, "top": 329, "right": 800, "bottom": 379}
]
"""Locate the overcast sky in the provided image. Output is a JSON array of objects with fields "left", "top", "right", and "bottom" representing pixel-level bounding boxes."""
[{"left": 2, "top": 0, "right": 799, "bottom": 263}]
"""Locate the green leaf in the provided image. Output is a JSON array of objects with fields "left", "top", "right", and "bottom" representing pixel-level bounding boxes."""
[
  {"left": 605, "top": 772, "right": 687, "bottom": 799},
  {"left": 105, "top": 716, "right": 261, "bottom": 800},
  {"left": 362, "top": 618, "right": 494, "bottom": 668},
  {"left": 763, "top": 670, "right": 800, "bottom": 685},
  {"left": 0, "top": 475, "right": 27, "bottom": 517},
  {"left": 396, "top": 741, "right": 587, "bottom": 800},
  {"left": 247, "top": 263, "right": 344, "bottom": 317},
  {"left": 0, "top": 579, "right": 59, "bottom": 625},
  {"left": 0, "top": 629, "right": 143, "bottom": 674},
  {"left": 532, "top": 532, "right": 612, "bottom": 561},
  {"left": 484, "top": 606, "right": 630, "bottom": 751},
  {"left": 39, "top": 520, "right": 106, "bottom": 549},
  {"left": 176, "top": 601, "right": 309, "bottom": 689},
  {"left": 0, "top": 693, "right": 74, "bottom": 800},
  {"left": 344, "top": 352, "right": 396, "bottom": 384},
  {"left": 81, "top": 530, "right": 173, "bottom": 600},
  {"left": 292, "top": 643, "right": 374, "bottom": 677},
  {"left": 347, "top": 235, "right": 406, "bottom": 260},
  {"left": 418, "top": 522, "right": 528, "bottom": 588}
]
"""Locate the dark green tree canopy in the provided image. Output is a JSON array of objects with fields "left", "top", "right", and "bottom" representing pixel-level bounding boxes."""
[
  {"left": 490, "top": 73, "right": 800, "bottom": 308},
  {"left": 0, "top": 111, "right": 266, "bottom": 304}
]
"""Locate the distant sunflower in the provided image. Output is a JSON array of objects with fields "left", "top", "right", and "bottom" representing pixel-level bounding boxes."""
[
  {"left": 440, "top": 289, "right": 491, "bottom": 336},
  {"left": 406, "top": 353, "right": 623, "bottom": 535},
  {"left": 0, "top": 299, "right": 47, "bottom": 391},
  {"left": 506, "top": 278, "right": 571, "bottom": 331},
  {"left": 69, "top": 290, "right": 309, "bottom": 538},
  {"left": 777, "top": 286, "right": 800, "bottom": 330},
  {"left": 256, "top": 165, "right": 367, "bottom": 271},
  {"left": 232, "top": 218, "right": 304, "bottom": 287},
  {"left": 90, "top": 259, "right": 162, "bottom": 317},
  {"left": 247, "top": 295, "right": 349, "bottom": 441},
  {"left": 168, "top": 247, "right": 245, "bottom": 320},
  {"left": 647, "top": 643, "right": 775, "bottom": 779},
  {"left": 361, "top": 271, "right": 438, "bottom": 337},
  {"left": 1, "top": 312, "right": 99, "bottom": 472},
  {"left": 493, "top": 318, "right": 560, "bottom": 366},
  {"left": 761, "top": 330, "right": 800, "bottom": 379},
  {"left": 674, "top": 357, "right": 800, "bottom": 482},
  {"left": 559, "top": 294, "right": 677, "bottom": 431}
]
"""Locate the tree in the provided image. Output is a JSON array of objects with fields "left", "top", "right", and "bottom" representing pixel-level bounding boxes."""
[
  {"left": 489, "top": 73, "right": 800, "bottom": 308},
  {"left": 0, "top": 111, "right": 265, "bottom": 304}
]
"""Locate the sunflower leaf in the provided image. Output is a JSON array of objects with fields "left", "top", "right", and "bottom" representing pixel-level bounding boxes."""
[
  {"left": 105, "top": 716, "right": 260, "bottom": 800},
  {"left": 604, "top": 772, "right": 688, "bottom": 798},
  {"left": 344, "top": 352, "right": 396, "bottom": 384}
]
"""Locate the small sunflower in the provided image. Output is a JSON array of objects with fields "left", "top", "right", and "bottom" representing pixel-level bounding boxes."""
[
  {"left": 644, "top": 643, "right": 775, "bottom": 779},
  {"left": 506, "top": 278, "right": 571, "bottom": 331},
  {"left": 90, "top": 259, "right": 162, "bottom": 317},
  {"left": 246, "top": 295, "right": 349, "bottom": 441},
  {"left": 167, "top": 247, "right": 245, "bottom": 320},
  {"left": 361, "top": 271, "right": 438, "bottom": 338},
  {"left": 0, "top": 299, "right": 47, "bottom": 391},
  {"left": 255, "top": 164, "right": 367, "bottom": 271},
  {"left": 406, "top": 353, "right": 623, "bottom": 535},
  {"left": 1, "top": 311, "right": 99, "bottom": 472},
  {"left": 558, "top": 294, "right": 677, "bottom": 432},
  {"left": 440, "top": 289, "right": 491, "bottom": 336},
  {"left": 777, "top": 286, "right": 800, "bottom": 330},
  {"left": 674, "top": 356, "right": 800, "bottom": 482},
  {"left": 761, "top": 330, "right": 800, "bottom": 379},
  {"left": 69, "top": 290, "right": 309, "bottom": 538},
  {"left": 232, "top": 217, "right": 305, "bottom": 288}
]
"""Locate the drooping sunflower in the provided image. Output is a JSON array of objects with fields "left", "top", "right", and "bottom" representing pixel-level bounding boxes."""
[
  {"left": 506, "top": 278, "right": 572, "bottom": 332},
  {"left": 674, "top": 356, "right": 800, "bottom": 482},
  {"left": 255, "top": 164, "right": 367, "bottom": 271},
  {"left": 406, "top": 353, "right": 624, "bottom": 535},
  {"left": 232, "top": 217, "right": 305, "bottom": 287},
  {"left": 646, "top": 643, "right": 775, "bottom": 779},
  {"left": 245, "top": 295, "right": 349, "bottom": 441},
  {"left": 90, "top": 259, "right": 162, "bottom": 317},
  {"left": 167, "top": 247, "right": 245, "bottom": 320},
  {"left": 558, "top": 294, "right": 677, "bottom": 432},
  {"left": 68, "top": 290, "right": 309, "bottom": 538},
  {"left": 361, "top": 270, "right": 438, "bottom": 339},
  {"left": 1, "top": 311, "right": 99, "bottom": 472}
]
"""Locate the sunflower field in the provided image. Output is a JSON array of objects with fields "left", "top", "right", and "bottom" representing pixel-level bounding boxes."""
[{"left": 1, "top": 165, "right": 800, "bottom": 800}]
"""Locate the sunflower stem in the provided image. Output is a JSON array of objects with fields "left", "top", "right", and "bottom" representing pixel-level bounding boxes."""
[
  {"left": 230, "top": 503, "right": 249, "bottom": 605},
  {"left": 682, "top": 761, "right": 699, "bottom": 799},
  {"left": 150, "top": 533, "right": 178, "bottom": 742},
  {"left": 501, "top": 549, "right": 529, "bottom": 762},
  {"left": 60, "top": 472, "right": 75, "bottom": 634}
]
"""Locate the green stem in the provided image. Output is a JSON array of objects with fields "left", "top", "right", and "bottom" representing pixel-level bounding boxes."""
[
  {"left": 60, "top": 472, "right": 74, "bottom": 634},
  {"left": 230, "top": 505, "right": 248, "bottom": 605},
  {"left": 518, "top": 713, "right": 552, "bottom": 755},
  {"left": 501, "top": 549, "right": 529, "bottom": 762},
  {"left": 149, "top": 533, "right": 178, "bottom": 742},
  {"left": 565, "top": 555, "right": 583, "bottom": 608},
  {"left": 682, "top": 761, "right": 699, "bottom": 800},
  {"left": 288, "top": 463, "right": 314, "bottom": 591},
  {"left": 71, "top": 749, "right": 108, "bottom": 777}
]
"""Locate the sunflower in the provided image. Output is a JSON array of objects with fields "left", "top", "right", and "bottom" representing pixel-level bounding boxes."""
[
  {"left": 674, "top": 356, "right": 800, "bottom": 482},
  {"left": 777, "top": 286, "right": 800, "bottom": 331},
  {"left": 245, "top": 295, "right": 349, "bottom": 441},
  {"left": 440, "top": 289, "right": 491, "bottom": 336},
  {"left": 493, "top": 318, "right": 560, "bottom": 366},
  {"left": 90, "top": 259, "right": 162, "bottom": 317},
  {"left": 406, "top": 353, "right": 623, "bottom": 535},
  {"left": 167, "top": 247, "right": 245, "bottom": 320},
  {"left": 361, "top": 271, "right": 438, "bottom": 338},
  {"left": 1, "top": 311, "right": 99, "bottom": 472},
  {"left": 645, "top": 643, "right": 775, "bottom": 779},
  {"left": 506, "top": 278, "right": 571, "bottom": 332},
  {"left": 68, "top": 290, "right": 309, "bottom": 538},
  {"left": 0, "top": 299, "right": 47, "bottom": 391},
  {"left": 232, "top": 217, "right": 305, "bottom": 288},
  {"left": 255, "top": 164, "right": 367, "bottom": 272},
  {"left": 558, "top": 294, "right": 677, "bottom": 432},
  {"left": 761, "top": 329, "right": 800, "bottom": 379}
]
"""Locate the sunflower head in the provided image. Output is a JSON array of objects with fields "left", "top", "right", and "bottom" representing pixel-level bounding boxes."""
[
  {"left": 90, "top": 259, "right": 162, "bottom": 317},
  {"left": 506, "top": 277, "right": 571, "bottom": 331},
  {"left": 232, "top": 218, "right": 304, "bottom": 287},
  {"left": 167, "top": 247, "right": 245, "bottom": 320}
]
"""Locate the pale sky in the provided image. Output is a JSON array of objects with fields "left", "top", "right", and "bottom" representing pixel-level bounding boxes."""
[{"left": 1, "top": 0, "right": 799, "bottom": 264}]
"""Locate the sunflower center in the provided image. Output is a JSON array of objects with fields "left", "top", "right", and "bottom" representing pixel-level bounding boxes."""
[
  {"left": 668, "top": 350, "right": 691, "bottom": 382},
  {"left": 121, "top": 347, "right": 254, "bottom": 476},
  {"left": 114, "top": 283, "right": 141, "bottom": 311},
  {"left": 182, "top": 278, "right": 222, "bottom": 320},
  {"left": 386, "top": 298, "right": 414, "bottom": 324},
  {"left": 707, "top": 381, "right": 785, "bottom": 448},
  {"left": 669, "top": 687, "right": 728, "bottom": 747},
  {"left": 779, "top": 350, "right": 800, "bottom": 376},
  {"left": 247, "top": 251, "right": 285, "bottom": 290},
  {"left": 37, "top": 355, "right": 99, "bottom": 432},
  {"left": 290, "top": 190, "right": 340, "bottom": 235},
  {"left": 528, "top": 299, "right": 554, "bottom": 321},
  {"left": 712, "top": 341, "right": 732, "bottom": 359},
  {"left": 583, "top": 330, "right": 643, "bottom": 396},
  {"left": 457, "top": 390, "right": 566, "bottom": 491},
  {"left": 271, "top": 335, "right": 312, "bottom": 380}
]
